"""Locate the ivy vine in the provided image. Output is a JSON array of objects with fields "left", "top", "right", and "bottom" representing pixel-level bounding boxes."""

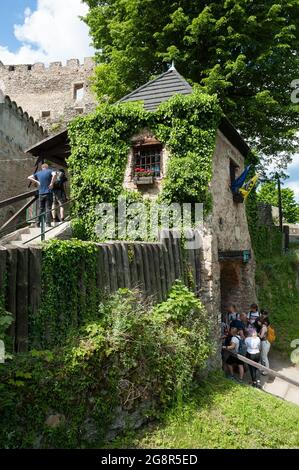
[
  {"left": 31, "top": 239, "right": 100, "bottom": 349},
  {"left": 68, "top": 89, "right": 222, "bottom": 240}
]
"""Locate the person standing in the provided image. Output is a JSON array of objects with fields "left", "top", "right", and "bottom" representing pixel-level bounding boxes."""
[
  {"left": 227, "top": 304, "right": 239, "bottom": 323},
  {"left": 28, "top": 163, "right": 56, "bottom": 228},
  {"left": 52, "top": 168, "right": 68, "bottom": 222},
  {"left": 222, "top": 327, "right": 244, "bottom": 382},
  {"left": 245, "top": 330, "right": 261, "bottom": 387},
  {"left": 259, "top": 318, "right": 271, "bottom": 373},
  {"left": 247, "top": 303, "right": 260, "bottom": 324}
]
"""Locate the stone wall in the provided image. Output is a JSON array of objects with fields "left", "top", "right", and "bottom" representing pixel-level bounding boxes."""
[
  {"left": 0, "top": 58, "right": 96, "bottom": 131},
  {"left": 123, "top": 128, "right": 256, "bottom": 320},
  {"left": 203, "top": 130, "right": 257, "bottom": 316},
  {"left": 0, "top": 95, "right": 45, "bottom": 149},
  {"left": 0, "top": 95, "right": 46, "bottom": 227},
  {"left": 122, "top": 127, "right": 256, "bottom": 366}
]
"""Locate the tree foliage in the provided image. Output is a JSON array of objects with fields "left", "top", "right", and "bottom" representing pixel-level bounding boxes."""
[
  {"left": 83, "top": 0, "right": 299, "bottom": 162},
  {"left": 257, "top": 180, "right": 299, "bottom": 223}
]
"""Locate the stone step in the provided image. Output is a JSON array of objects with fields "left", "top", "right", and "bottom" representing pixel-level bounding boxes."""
[{"left": 1, "top": 221, "right": 71, "bottom": 246}]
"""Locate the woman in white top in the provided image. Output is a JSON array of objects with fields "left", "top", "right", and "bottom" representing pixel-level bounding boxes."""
[{"left": 245, "top": 331, "right": 261, "bottom": 387}]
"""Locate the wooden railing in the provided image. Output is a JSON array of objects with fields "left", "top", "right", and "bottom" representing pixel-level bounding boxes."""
[
  {"left": 0, "top": 190, "right": 38, "bottom": 236},
  {"left": 225, "top": 351, "right": 299, "bottom": 388}
]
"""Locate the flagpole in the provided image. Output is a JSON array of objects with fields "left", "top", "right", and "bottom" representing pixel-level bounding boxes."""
[{"left": 276, "top": 173, "right": 283, "bottom": 233}]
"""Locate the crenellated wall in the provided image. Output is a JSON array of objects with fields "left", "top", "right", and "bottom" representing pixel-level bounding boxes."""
[
  {"left": 0, "top": 94, "right": 46, "bottom": 226},
  {"left": 0, "top": 58, "right": 96, "bottom": 131},
  {"left": 0, "top": 94, "right": 45, "bottom": 149}
]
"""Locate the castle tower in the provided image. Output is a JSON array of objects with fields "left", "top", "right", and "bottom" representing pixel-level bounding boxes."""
[{"left": 0, "top": 57, "right": 96, "bottom": 132}]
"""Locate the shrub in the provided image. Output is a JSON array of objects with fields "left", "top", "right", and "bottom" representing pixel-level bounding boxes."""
[{"left": 0, "top": 282, "right": 212, "bottom": 448}]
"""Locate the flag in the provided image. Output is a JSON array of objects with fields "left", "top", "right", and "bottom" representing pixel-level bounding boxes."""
[
  {"left": 239, "top": 174, "right": 259, "bottom": 200},
  {"left": 231, "top": 165, "right": 251, "bottom": 193}
]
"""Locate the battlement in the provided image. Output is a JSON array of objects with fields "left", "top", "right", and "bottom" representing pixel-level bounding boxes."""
[
  {"left": 0, "top": 57, "right": 94, "bottom": 73},
  {"left": 0, "top": 94, "right": 47, "bottom": 150},
  {"left": 0, "top": 95, "right": 46, "bottom": 135},
  {"left": 0, "top": 56, "right": 96, "bottom": 132}
]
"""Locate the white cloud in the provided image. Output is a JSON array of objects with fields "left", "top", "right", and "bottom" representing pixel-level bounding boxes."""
[
  {"left": 285, "top": 181, "right": 299, "bottom": 201},
  {"left": 288, "top": 153, "right": 299, "bottom": 171},
  {"left": 0, "top": 0, "right": 94, "bottom": 65}
]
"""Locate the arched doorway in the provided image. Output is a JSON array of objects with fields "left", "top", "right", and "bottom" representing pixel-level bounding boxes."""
[{"left": 220, "top": 261, "right": 241, "bottom": 313}]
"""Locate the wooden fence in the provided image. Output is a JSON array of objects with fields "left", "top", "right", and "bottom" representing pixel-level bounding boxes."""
[{"left": 0, "top": 232, "right": 201, "bottom": 352}]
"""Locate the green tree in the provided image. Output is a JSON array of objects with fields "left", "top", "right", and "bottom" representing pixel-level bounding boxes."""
[
  {"left": 83, "top": 0, "right": 299, "bottom": 162},
  {"left": 257, "top": 181, "right": 299, "bottom": 223}
]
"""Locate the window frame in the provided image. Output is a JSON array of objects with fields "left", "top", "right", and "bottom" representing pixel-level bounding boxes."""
[
  {"left": 73, "top": 83, "right": 84, "bottom": 101},
  {"left": 132, "top": 143, "right": 162, "bottom": 178}
]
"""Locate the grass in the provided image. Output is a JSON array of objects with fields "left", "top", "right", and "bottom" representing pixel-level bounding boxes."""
[
  {"left": 256, "top": 248, "right": 299, "bottom": 356},
  {"left": 107, "top": 373, "right": 299, "bottom": 449}
]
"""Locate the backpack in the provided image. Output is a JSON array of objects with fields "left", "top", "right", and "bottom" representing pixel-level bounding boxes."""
[
  {"left": 267, "top": 325, "right": 276, "bottom": 344},
  {"left": 54, "top": 171, "right": 66, "bottom": 190},
  {"left": 234, "top": 336, "right": 247, "bottom": 356}
]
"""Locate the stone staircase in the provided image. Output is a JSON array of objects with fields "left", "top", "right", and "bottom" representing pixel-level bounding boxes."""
[{"left": 0, "top": 221, "right": 72, "bottom": 247}]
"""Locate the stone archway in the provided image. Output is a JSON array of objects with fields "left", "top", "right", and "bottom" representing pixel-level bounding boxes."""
[{"left": 220, "top": 261, "right": 241, "bottom": 313}]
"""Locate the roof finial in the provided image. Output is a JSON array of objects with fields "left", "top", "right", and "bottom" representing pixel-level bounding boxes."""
[{"left": 169, "top": 60, "right": 175, "bottom": 71}]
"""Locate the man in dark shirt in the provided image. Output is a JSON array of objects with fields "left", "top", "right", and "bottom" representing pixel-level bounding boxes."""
[{"left": 28, "top": 163, "right": 56, "bottom": 227}]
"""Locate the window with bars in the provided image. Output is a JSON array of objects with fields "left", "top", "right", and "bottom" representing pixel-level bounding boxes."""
[{"left": 133, "top": 145, "right": 162, "bottom": 177}]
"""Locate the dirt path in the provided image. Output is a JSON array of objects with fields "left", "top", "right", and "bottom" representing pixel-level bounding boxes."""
[{"left": 260, "top": 350, "right": 299, "bottom": 406}]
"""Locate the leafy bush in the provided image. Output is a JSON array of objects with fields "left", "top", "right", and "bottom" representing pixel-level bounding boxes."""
[
  {"left": 0, "top": 282, "right": 212, "bottom": 448},
  {"left": 0, "top": 270, "right": 12, "bottom": 343},
  {"left": 256, "top": 250, "right": 299, "bottom": 355}
]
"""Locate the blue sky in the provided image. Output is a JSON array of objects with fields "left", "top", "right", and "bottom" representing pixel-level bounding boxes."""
[
  {"left": 0, "top": 0, "right": 94, "bottom": 64},
  {"left": 0, "top": 1, "right": 36, "bottom": 52}
]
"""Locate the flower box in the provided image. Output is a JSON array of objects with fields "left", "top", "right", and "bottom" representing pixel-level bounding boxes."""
[{"left": 134, "top": 176, "right": 154, "bottom": 185}]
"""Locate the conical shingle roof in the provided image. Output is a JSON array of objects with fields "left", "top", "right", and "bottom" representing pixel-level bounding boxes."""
[{"left": 119, "top": 66, "right": 193, "bottom": 111}]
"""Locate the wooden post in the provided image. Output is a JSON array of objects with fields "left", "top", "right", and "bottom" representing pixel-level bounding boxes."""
[
  {"left": 28, "top": 247, "right": 42, "bottom": 348},
  {"left": 0, "top": 247, "right": 6, "bottom": 302},
  {"left": 6, "top": 248, "right": 18, "bottom": 349},
  {"left": 16, "top": 248, "right": 29, "bottom": 352},
  {"left": 171, "top": 230, "right": 182, "bottom": 279},
  {"left": 157, "top": 244, "right": 167, "bottom": 300},
  {"left": 121, "top": 243, "right": 131, "bottom": 288},
  {"left": 141, "top": 244, "right": 152, "bottom": 297},
  {"left": 107, "top": 244, "right": 118, "bottom": 292},
  {"left": 228, "top": 351, "right": 299, "bottom": 388},
  {"left": 100, "top": 244, "right": 111, "bottom": 295},
  {"left": 152, "top": 244, "right": 162, "bottom": 302},
  {"left": 163, "top": 232, "right": 176, "bottom": 287},
  {"left": 134, "top": 243, "right": 145, "bottom": 293},
  {"left": 128, "top": 244, "right": 138, "bottom": 290},
  {"left": 276, "top": 174, "right": 283, "bottom": 233}
]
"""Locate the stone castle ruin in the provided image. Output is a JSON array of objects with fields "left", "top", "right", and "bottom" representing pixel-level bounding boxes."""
[{"left": 0, "top": 58, "right": 96, "bottom": 132}]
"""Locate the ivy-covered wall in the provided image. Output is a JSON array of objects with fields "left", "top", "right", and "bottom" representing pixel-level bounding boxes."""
[
  {"left": 246, "top": 189, "right": 283, "bottom": 260},
  {"left": 68, "top": 90, "right": 222, "bottom": 240},
  {"left": 31, "top": 240, "right": 99, "bottom": 349}
]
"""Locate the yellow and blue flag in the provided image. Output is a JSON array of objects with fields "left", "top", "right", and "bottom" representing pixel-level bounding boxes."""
[
  {"left": 231, "top": 165, "right": 251, "bottom": 193},
  {"left": 239, "top": 174, "right": 259, "bottom": 200}
]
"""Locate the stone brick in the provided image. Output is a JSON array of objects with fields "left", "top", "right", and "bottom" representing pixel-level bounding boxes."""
[{"left": 0, "top": 57, "right": 96, "bottom": 132}]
